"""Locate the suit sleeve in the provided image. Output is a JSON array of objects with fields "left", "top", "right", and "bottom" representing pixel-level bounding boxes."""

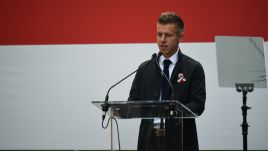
[{"left": 185, "top": 62, "right": 206, "bottom": 115}]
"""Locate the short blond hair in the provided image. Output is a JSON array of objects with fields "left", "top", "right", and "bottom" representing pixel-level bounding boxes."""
[{"left": 158, "top": 12, "right": 184, "bottom": 33}]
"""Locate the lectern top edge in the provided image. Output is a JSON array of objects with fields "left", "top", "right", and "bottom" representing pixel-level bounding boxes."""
[{"left": 92, "top": 100, "right": 198, "bottom": 119}]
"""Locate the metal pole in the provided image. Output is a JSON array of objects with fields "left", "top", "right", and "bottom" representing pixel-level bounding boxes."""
[
  {"left": 241, "top": 91, "right": 250, "bottom": 151},
  {"left": 110, "top": 115, "right": 114, "bottom": 151},
  {"left": 235, "top": 83, "right": 253, "bottom": 151}
]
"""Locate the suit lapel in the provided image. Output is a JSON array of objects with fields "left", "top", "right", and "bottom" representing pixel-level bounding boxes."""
[{"left": 170, "top": 50, "right": 184, "bottom": 84}]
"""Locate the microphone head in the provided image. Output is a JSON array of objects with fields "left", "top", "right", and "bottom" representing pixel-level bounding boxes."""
[
  {"left": 151, "top": 53, "right": 157, "bottom": 60},
  {"left": 151, "top": 52, "right": 162, "bottom": 60}
]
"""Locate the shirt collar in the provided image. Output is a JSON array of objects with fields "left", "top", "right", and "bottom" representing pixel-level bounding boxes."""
[{"left": 159, "top": 50, "right": 178, "bottom": 65}]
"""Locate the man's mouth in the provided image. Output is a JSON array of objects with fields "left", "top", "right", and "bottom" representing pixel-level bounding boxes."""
[{"left": 159, "top": 45, "right": 167, "bottom": 49}]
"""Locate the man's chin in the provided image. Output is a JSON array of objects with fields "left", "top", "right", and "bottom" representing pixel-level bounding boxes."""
[
  {"left": 159, "top": 49, "right": 169, "bottom": 55},
  {"left": 159, "top": 48, "right": 167, "bottom": 53}
]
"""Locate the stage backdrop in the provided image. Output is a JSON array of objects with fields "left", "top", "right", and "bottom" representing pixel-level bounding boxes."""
[{"left": 1, "top": 0, "right": 268, "bottom": 150}]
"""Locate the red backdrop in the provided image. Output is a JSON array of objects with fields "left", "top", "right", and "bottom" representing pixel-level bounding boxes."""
[{"left": 1, "top": 0, "right": 268, "bottom": 44}]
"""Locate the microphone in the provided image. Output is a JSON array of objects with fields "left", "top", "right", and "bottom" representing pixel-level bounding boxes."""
[{"left": 102, "top": 53, "right": 158, "bottom": 113}]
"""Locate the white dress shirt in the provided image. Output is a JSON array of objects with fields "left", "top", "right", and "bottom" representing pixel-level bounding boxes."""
[{"left": 158, "top": 50, "right": 178, "bottom": 80}]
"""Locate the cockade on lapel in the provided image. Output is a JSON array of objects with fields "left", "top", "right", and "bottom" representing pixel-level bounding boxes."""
[{"left": 177, "top": 73, "right": 186, "bottom": 84}]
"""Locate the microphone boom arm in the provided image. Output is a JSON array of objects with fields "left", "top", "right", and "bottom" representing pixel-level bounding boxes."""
[
  {"left": 102, "top": 53, "right": 158, "bottom": 113},
  {"left": 105, "top": 69, "right": 138, "bottom": 103}
]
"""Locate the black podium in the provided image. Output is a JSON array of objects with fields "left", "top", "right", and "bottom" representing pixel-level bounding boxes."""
[{"left": 92, "top": 100, "right": 198, "bottom": 151}]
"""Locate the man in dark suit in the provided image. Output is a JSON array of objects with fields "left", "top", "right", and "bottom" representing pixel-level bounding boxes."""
[{"left": 128, "top": 12, "right": 206, "bottom": 151}]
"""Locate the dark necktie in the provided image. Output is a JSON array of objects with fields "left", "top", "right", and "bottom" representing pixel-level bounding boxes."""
[{"left": 161, "top": 59, "right": 172, "bottom": 100}]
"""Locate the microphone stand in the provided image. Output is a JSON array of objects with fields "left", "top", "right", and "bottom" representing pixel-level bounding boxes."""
[
  {"left": 101, "top": 53, "right": 158, "bottom": 151},
  {"left": 235, "top": 83, "right": 254, "bottom": 151},
  {"left": 101, "top": 70, "right": 139, "bottom": 151}
]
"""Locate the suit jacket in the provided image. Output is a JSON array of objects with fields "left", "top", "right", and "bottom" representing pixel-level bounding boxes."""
[{"left": 128, "top": 50, "right": 206, "bottom": 151}]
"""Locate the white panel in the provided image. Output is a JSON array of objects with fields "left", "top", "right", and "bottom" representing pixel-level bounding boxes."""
[
  {"left": 0, "top": 43, "right": 267, "bottom": 150},
  {"left": 215, "top": 36, "right": 267, "bottom": 88}
]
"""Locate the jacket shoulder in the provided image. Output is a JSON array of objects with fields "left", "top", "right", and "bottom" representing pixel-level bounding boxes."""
[{"left": 180, "top": 52, "right": 203, "bottom": 68}]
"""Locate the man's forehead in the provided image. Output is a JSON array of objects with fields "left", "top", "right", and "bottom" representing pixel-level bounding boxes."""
[
  {"left": 157, "top": 23, "right": 178, "bottom": 32},
  {"left": 157, "top": 22, "right": 177, "bottom": 27}
]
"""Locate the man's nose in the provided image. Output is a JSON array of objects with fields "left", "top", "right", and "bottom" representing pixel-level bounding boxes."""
[{"left": 160, "top": 35, "right": 166, "bottom": 42}]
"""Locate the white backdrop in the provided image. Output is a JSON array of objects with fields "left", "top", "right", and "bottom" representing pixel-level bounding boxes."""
[{"left": 0, "top": 43, "right": 267, "bottom": 150}]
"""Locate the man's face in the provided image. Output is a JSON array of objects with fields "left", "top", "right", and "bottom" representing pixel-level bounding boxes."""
[{"left": 157, "top": 23, "right": 183, "bottom": 58}]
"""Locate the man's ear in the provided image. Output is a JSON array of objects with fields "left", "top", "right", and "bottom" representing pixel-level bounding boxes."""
[{"left": 178, "top": 33, "right": 184, "bottom": 42}]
